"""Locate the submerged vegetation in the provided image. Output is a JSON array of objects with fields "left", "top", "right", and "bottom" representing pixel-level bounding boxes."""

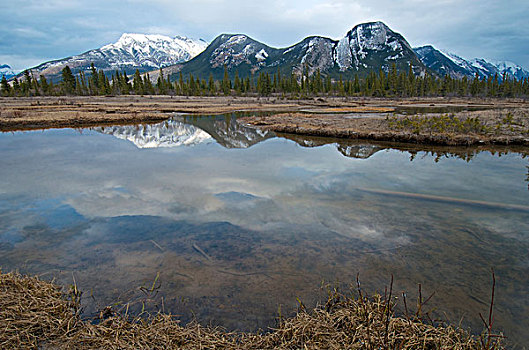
[
  {"left": 1, "top": 270, "right": 504, "bottom": 349},
  {"left": 2, "top": 63, "right": 529, "bottom": 98}
]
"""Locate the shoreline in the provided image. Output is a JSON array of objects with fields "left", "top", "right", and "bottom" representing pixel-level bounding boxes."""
[
  {"left": 0, "top": 270, "right": 502, "bottom": 349},
  {"left": 1, "top": 95, "right": 528, "bottom": 147}
]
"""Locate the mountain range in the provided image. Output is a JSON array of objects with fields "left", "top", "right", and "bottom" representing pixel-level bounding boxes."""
[
  {"left": 10, "top": 33, "right": 207, "bottom": 82},
  {"left": 0, "top": 64, "right": 15, "bottom": 79},
  {"left": 414, "top": 45, "right": 529, "bottom": 80},
  {"left": 8, "top": 21, "right": 529, "bottom": 83},
  {"left": 178, "top": 22, "right": 425, "bottom": 80},
  {"left": 95, "top": 115, "right": 273, "bottom": 149},
  {"left": 95, "top": 115, "right": 381, "bottom": 159}
]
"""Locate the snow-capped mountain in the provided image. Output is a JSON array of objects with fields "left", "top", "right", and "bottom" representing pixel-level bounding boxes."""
[
  {"left": 413, "top": 46, "right": 472, "bottom": 79},
  {"left": 95, "top": 120, "right": 212, "bottom": 148},
  {"left": 335, "top": 22, "right": 423, "bottom": 74},
  {"left": 282, "top": 134, "right": 384, "bottom": 159},
  {"left": 414, "top": 45, "right": 529, "bottom": 80},
  {"left": 488, "top": 60, "right": 529, "bottom": 80},
  {"left": 95, "top": 115, "right": 273, "bottom": 149},
  {"left": 178, "top": 114, "right": 274, "bottom": 149},
  {"left": 18, "top": 34, "right": 208, "bottom": 81},
  {"left": 179, "top": 21, "right": 425, "bottom": 80},
  {"left": 0, "top": 64, "right": 15, "bottom": 79}
]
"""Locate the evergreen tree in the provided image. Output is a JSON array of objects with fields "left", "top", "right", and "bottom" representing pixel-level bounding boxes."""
[
  {"left": 233, "top": 71, "right": 241, "bottom": 94},
  {"left": 89, "top": 63, "right": 99, "bottom": 95},
  {"left": 21, "top": 70, "right": 32, "bottom": 96},
  {"left": 143, "top": 74, "right": 154, "bottom": 95},
  {"left": 222, "top": 65, "right": 231, "bottom": 95},
  {"left": 1, "top": 75, "right": 10, "bottom": 96},
  {"left": 122, "top": 72, "right": 131, "bottom": 94},
  {"left": 12, "top": 77, "right": 20, "bottom": 96},
  {"left": 98, "top": 70, "right": 109, "bottom": 95},
  {"left": 79, "top": 72, "right": 88, "bottom": 95},
  {"left": 61, "top": 66, "right": 76, "bottom": 95},
  {"left": 157, "top": 68, "right": 166, "bottom": 95},
  {"left": 208, "top": 73, "right": 215, "bottom": 95},
  {"left": 133, "top": 69, "right": 144, "bottom": 94}
]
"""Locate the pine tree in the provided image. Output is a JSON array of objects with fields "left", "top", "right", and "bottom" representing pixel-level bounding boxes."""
[
  {"left": 1, "top": 75, "right": 10, "bottom": 96},
  {"left": 89, "top": 63, "right": 99, "bottom": 95},
  {"left": 133, "top": 69, "right": 144, "bottom": 95},
  {"left": 234, "top": 71, "right": 241, "bottom": 94},
  {"left": 61, "top": 66, "right": 76, "bottom": 95},
  {"left": 79, "top": 72, "right": 88, "bottom": 95},
  {"left": 121, "top": 72, "right": 131, "bottom": 95},
  {"left": 143, "top": 74, "right": 154, "bottom": 95},
  {"left": 98, "top": 70, "right": 108, "bottom": 95},
  {"left": 208, "top": 73, "right": 215, "bottom": 95},
  {"left": 21, "top": 70, "right": 32, "bottom": 96},
  {"left": 157, "top": 68, "right": 166, "bottom": 95},
  {"left": 222, "top": 65, "right": 231, "bottom": 95}
]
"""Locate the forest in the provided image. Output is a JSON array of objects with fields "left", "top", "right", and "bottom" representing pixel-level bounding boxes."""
[{"left": 2, "top": 63, "right": 528, "bottom": 99}]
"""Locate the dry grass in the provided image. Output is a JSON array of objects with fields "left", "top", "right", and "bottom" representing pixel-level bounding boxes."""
[
  {"left": 0, "top": 270, "right": 504, "bottom": 349},
  {"left": 310, "top": 107, "right": 396, "bottom": 113},
  {"left": 1, "top": 95, "right": 527, "bottom": 134},
  {"left": 241, "top": 107, "right": 529, "bottom": 146}
]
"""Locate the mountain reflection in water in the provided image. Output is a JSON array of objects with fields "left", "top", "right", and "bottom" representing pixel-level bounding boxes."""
[
  {"left": 94, "top": 113, "right": 529, "bottom": 163},
  {"left": 1, "top": 114, "right": 529, "bottom": 347}
]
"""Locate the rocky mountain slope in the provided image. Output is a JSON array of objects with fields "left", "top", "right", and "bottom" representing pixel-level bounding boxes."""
[
  {"left": 18, "top": 34, "right": 207, "bottom": 82},
  {"left": 95, "top": 115, "right": 273, "bottom": 149},
  {"left": 414, "top": 45, "right": 529, "bottom": 80},
  {"left": 0, "top": 64, "right": 15, "bottom": 79},
  {"left": 178, "top": 21, "right": 425, "bottom": 80},
  {"left": 11, "top": 21, "right": 528, "bottom": 84}
]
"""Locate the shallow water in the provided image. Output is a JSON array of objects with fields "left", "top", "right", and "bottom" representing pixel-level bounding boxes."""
[{"left": 1, "top": 114, "right": 528, "bottom": 346}]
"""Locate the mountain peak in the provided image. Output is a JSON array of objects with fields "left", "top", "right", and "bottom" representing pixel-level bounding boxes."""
[
  {"left": 0, "top": 64, "right": 15, "bottom": 79},
  {"left": 117, "top": 33, "right": 172, "bottom": 42},
  {"left": 414, "top": 45, "right": 529, "bottom": 80},
  {"left": 353, "top": 21, "right": 389, "bottom": 30},
  {"left": 103, "top": 33, "right": 207, "bottom": 57},
  {"left": 335, "top": 21, "right": 421, "bottom": 73},
  {"left": 22, "top": 32, "right": 208, "bottom": 81}
]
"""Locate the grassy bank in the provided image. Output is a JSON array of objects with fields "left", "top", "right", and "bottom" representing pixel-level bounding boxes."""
[
  {"left": 0, "top": 271, "right": 503, "bottom": 349},
  {"left": 1, "top": 96, "right": 528, "bottom": 146},
  {"left": 241, "top": 107, "right": 529, "bottom": 146}
]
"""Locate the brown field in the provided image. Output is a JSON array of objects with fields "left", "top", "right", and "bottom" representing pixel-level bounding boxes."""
[
  {"left": 1, "top": 95, "right": 528, "bottom": 146},
  {"left": 0, "top": 271, "right": 502, "bottom": 349}
]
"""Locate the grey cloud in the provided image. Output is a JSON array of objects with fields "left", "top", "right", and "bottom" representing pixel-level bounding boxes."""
[{"left": 1, "top": 0, "right": 528, "bottom": 71}]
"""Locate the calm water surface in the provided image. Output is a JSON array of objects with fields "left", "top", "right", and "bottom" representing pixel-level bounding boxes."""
[{"left": 1, "top": 115, "right": 528, "bottom": 346}]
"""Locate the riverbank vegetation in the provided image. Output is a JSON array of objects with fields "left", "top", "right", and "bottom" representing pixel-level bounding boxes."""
[
  {"left": 0, "top": 270, "right": 503, "bottom": 349},
  {"left": 2, "top": 63, "right": 528, "bottom": 99}
]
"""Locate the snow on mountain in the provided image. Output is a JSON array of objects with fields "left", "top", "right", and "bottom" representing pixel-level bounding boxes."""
[
  {"left": 100, "top": 33, "right": 207, "bottom": 68},
  {"left": 207, "top": 34, "right": 275, "bottom": 70},
  {"left": 335, "top": 21, "right": 423, "bottom": 73},
  {"left": 95, "top": 120, "right": 212, "bottom": 148},
  {"left": 285, "top": 134, "right": 383, "bottom": 159},
  {"left": 337, "top": 144, "right": 383, "bottom": 159},
  {"left": 95, "top": 115, "right": 274, "bottom": 149},
  {"left": 19, "top": 34, "right": 208, "bottom": 81},
  {"left": 182, "top": 21, "right": 425, "bottom": 80},
  {"left": 0, "top": 64, "right": 15, "bottom": 79},
  {"left": 413, "top": 46, "right": 473, "bottom": 79},
  {"left": 178, "top": 115, "right": 274, "bottom": 149},
  {"left": 415, "top": 45, "right": 529, "bottom": 80},
  {"left": 490, "top": 60, "right": 529, "bottom": 80},
  {"left": 295, "top": 36, "right": 337, "bottom": 75}
]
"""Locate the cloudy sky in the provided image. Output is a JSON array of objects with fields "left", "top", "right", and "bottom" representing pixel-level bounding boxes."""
[{"left": 1, "top": 0, "right": 528, "bottom": 71}]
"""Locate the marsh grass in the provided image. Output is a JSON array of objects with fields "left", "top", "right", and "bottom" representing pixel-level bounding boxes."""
[
  {"left": 0, "top": 270, "right": 504, "bottom": 349},
  {"left": 387, "top": 114, "right": 490, "bottom": 135}
]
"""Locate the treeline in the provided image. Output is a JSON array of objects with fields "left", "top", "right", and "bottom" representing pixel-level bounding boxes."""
[{"left": 2, "top": 63, "right": 528, "bottom": 98}]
